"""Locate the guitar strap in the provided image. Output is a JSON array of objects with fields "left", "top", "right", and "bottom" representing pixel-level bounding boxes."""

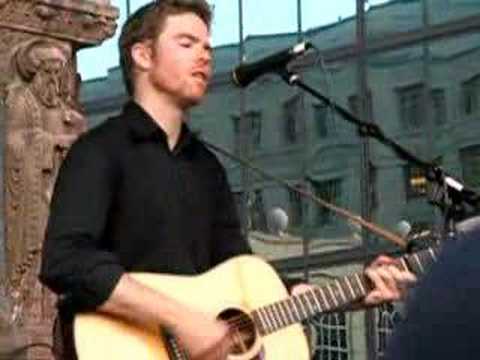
[{"left": 52, "top": 314, "right": 78, "bottom": 360}]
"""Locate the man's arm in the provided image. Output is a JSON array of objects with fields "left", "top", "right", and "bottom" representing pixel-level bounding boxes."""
[
  {"left": 40, "top": 136, "right": 124, "bottom": 311},
  {"left": 98, "top": 274, "right": 233, "bottom": 359}
]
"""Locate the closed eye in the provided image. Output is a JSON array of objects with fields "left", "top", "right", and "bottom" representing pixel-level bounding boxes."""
[{"left": 176, "top": 34, "right": 211, "bottom": 51}]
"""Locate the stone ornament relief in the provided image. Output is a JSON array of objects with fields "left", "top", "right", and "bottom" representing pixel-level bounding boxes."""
[
  {"left": 4, "top": 39, "right": 86, "bottom": 320},
  {"left": 0, "top": 30, "right": 32, "bottom": 101},
  {"left": 0, "top": 3, "right": 118, "bottom": 350},
  {"left": 0, "top": 0, "right": 118, "bottom": 45}
]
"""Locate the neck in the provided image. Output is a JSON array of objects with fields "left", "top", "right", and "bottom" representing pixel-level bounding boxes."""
[{"left": 134, "top": 90, "right": 187, "bottom": 150}]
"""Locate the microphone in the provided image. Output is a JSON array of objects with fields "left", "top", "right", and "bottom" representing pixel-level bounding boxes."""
[{"left": 231, "top": 41, "right": 313, "bottom": 88}]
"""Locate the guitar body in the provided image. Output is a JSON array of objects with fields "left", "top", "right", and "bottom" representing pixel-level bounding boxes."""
[{"left": 74, "top": 255, "right": 309, "bottom": 360}]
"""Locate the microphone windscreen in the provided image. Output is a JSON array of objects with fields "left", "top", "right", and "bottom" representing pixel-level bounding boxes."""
[
  {"left": 396, "top": 220, "right": 412, "bottom": 238},
  {"left": 267, "top": 207, "right": 289, "bottom": 235}
]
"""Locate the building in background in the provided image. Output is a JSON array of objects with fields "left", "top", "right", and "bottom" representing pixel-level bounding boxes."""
[{"left": 74, "top": 1, "right": 480, "bottom": 359}]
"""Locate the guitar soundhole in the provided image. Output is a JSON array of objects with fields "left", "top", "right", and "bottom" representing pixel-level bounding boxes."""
[{"left": 218, "top": 308, "right": 257, "bottom": 356}]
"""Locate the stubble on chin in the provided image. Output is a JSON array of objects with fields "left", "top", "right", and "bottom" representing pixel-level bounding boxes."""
[
  {"left": 147, "top": 73, "right": 208, "bottom": 110},
  {"left": 178, "top": 95, "right": 203, "bottom": 110},
  {"left": 179, "top": 83, "right": 209, "bottom": 109}
]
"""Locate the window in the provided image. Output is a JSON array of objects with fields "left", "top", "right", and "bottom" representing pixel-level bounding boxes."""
[
  {"left": 311, "top": 179, "right": 342, "bottom": 226},
  {"left": 311, "top": 313, "right": 349, "bottom": 360},
  {"left": 404, "top": 165, "right": 427, "bottom": 199},
  {"left": 369, "top": 163, "right": 378, "bottom": 210},
  {"left": 462, "top": 75, "right": 480, "bottom": 116},
  {"left": 231, "top": 114, "right": 241, "bottom": 154},
  {"left": 461, "top": 145, "right": 480, "bottom": 188},
  {"left": 348, "top": 92, "right": 373, "bottom": 121},
  {"left": 376, "top": 303, "right": 402, "bottom": 359},
  {"left": 231, "top": 110, "right": 262, "bottom": 153},
  {"left": 348, "top": 95, "right": 360, "bottom": 118},
  {"left": 314, "top": 103, "right": 335, "bottom": 139},
  {"left": 289, "top": 185, "right": 304, "bottom": 227},
  {"left": 397, "top": 84, "right": 425, "bottom": 130},
  {"left": 233, "top": 191, "right": 245, "bottom": 221},
  {"left": 431, "top": 88, "right": 447, "bottom": 125},
  {"left": 250, "top": 189, "right": 267, "bottom": 232},
  {"left": 283, "top": 95, "right": 300, "bottom": 144},
  {"left": 248, "top": 111, "right": 262, "bottom": 148}
]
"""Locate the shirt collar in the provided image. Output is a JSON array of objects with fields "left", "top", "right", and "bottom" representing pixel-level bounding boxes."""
[{"left": 123, "top": 101, "right": 196, "bottom": 154}]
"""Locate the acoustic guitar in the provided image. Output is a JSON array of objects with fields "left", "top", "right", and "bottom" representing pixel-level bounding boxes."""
[{"left": 74, "top": 247, "right": 438, "bottom": 360}]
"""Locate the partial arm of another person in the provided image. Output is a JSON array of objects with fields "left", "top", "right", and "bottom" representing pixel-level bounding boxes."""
[{"left": 385, "top": 222, "right": 480, "bottom": 360}]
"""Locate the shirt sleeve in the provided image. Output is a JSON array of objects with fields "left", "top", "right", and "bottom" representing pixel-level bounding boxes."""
[
  {"left": 39, "top": 136, "right": 125, "bottom": 312},
  {"left": 211, "top": 165, "right": 252, "bottom": 265}
]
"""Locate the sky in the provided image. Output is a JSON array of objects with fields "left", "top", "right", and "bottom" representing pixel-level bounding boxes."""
[{"left": 78, "top": 0, "right": 390, "bottom": 80}]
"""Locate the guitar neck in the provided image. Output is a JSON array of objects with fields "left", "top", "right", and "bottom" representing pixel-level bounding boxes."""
[{"left": 252, "top": 246, "right": 439, "bottom": 336}]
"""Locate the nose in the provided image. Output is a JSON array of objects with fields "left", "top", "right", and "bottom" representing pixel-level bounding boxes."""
[
  {"left": 196, "top": 41, "right": 211, "bottom": 61},
  {"left": 199, "top": 48, "right": 212, "bottom": 64}
]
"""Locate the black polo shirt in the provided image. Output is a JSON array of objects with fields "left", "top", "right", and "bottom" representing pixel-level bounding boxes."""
[{"left": 40, "top": 101, "right": 251, "bottom": 312}]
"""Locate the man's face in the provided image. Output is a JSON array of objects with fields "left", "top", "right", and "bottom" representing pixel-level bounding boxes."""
[{"left": 146, "top": 12, "right": 213, "bottom": 108}]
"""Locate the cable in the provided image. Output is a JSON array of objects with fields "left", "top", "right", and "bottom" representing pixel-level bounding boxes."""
[{"left": 201, "top": 138, "right": 406, "bottom": 248}]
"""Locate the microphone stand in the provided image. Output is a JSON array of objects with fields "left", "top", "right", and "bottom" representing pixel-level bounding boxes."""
[{"left": 277, "top": 69, "right": 480, "bottom": 244}]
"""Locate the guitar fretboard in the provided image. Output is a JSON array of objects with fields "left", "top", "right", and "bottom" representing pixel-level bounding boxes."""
[{"left": 251, "top": 246, "right": 439, "bottom": 336}]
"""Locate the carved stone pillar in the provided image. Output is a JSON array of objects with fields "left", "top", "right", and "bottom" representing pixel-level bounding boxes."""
[{"left": 0, "top": 1, "right": 118, "bottom": 358}]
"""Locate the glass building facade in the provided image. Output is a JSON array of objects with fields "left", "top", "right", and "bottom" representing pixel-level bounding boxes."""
[{"left": 74, "top": 1, "right": 480, "bottom": 359}]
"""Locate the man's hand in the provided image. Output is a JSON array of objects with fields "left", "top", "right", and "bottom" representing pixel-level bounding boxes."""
[
  {"left": 363, "top": 255, "right": 416, "bottom": 306},
  {"left": 172, "top": 306, "right": 233, "bottom": 360},
  {"left": 290, "top": 255, "right": 417, "bottom": 311}
]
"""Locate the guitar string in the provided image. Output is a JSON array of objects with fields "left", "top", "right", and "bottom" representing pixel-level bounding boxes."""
[
  {"left": 176, "top": 302, "right": 323, "bottom": 354},
  {"left": 222, "top": 279, "right": 371, "bottom": 332},
  {"left": 223, "top": 297, "right": 319, "bottom": 333},
  {"left": 224, "top": 302, "right": 302, "bottom": 330},
  {"left": 222, "top": 259, "right": 410, "bottom": 331},
  {"left": 175, "top": 310, "right": 307, "bottom": 356},
  {"left": 223, "top": 283, "right": 352, "bottom": 330},
  {"left": 222, "top": 290, "right": 335, "bottom": 332},
  {"left": 219, "top": 250, "right": 435, "bottom": 334}
]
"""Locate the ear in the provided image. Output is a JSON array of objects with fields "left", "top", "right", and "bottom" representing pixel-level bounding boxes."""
[{"left": 131, "top": 42, "right": 153, "bottom": 72}]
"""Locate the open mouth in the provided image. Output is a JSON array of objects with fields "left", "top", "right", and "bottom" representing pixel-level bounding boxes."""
[{"left": 192, "top": 71, "right": 208, "bottom": 82}]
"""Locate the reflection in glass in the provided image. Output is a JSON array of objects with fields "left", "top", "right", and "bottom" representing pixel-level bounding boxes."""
[
  {"left": 366, "top": 0, "right": 423, "bottom": 41},
  {"left": 68, "top": 2, "right": 480, "bottom": 359},
  {"left": 302, "top": 0, "right": 356, "bottom": 28},
  {"left": 427, "top": 0, "right": 480, "bottom": 26}
]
